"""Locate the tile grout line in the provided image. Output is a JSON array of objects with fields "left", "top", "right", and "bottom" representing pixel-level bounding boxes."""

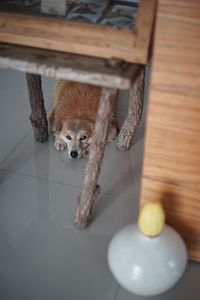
[
  {"left": 0, "top": 168, "right": 81, "bottom": 190},
  {"left": 113, "top": 285, "right": 121, "bottom": 300},
  {"left": 0, "top": 129, "right": 32, "bottom": 167},
  {"left": 0, "top": 168, "right": 134, "bottom": 201}
]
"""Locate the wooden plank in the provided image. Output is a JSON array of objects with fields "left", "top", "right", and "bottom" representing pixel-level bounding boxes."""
[
  {"left": 135, "top": 0, "right": 157, "bottom": 56},
  {"left": 0, "top": 0, "right": 156, "bottom": 64},
  {"left": 140, "top": 0, "right": 200, "bottom": 261},
  {"left": 0, "top": 43, "right": 139, "bottom": 89},
  {"left": 0, "top": 12, "right": 135, "bottom": 48},
  {"left": 0, "top": 12, "right": 139, "bottom": 63}
]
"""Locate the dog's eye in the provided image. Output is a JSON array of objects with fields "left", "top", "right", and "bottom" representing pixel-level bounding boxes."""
[
  {"left": 66, "top": 135, "right": 72, "bottom": 140},
  {"left": 80, "top": 135, "right": 87, "bottom": 141}
]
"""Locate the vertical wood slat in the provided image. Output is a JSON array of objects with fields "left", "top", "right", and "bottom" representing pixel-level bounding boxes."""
[
  {"left": 135, "top": 0, "right": 157, "bottom": 51},
  {"left": 140, "top": 0, "right": 200, "bottom": 261}
]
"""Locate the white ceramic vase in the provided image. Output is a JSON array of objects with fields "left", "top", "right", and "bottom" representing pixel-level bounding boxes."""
[{"left": 108, "top": 224, "right": 187, "bottom": 296}]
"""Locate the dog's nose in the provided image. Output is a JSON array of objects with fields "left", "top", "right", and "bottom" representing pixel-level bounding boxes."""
[{"left": 70, "top": 150, "right": 78, "bottom": 158}]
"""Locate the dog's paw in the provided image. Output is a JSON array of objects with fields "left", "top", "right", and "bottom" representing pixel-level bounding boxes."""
[{"left": 54, "top": 139, "right": 67, "bottom": 151}]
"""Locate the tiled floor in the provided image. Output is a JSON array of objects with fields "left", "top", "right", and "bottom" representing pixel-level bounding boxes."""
[{"left": 0, "top": 69, "right": 199, "bottom": 300}]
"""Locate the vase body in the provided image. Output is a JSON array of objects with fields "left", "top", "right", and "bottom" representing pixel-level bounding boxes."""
[{"left": 108, "top": 224, "right": 187, "bottom": 296}]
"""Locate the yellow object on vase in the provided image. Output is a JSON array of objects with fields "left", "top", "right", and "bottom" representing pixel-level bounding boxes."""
[{"left": 138, "top": 201, "right": 165, "bottom": 237}]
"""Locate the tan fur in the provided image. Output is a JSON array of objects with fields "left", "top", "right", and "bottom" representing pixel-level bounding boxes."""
[{"left": 48, "top": 80, "right": 118, "bottom": 158}]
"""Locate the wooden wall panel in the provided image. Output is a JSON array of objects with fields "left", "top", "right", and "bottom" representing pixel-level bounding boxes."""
[{"left": 140, "top": 0, "right": 200, "bottom": 261}]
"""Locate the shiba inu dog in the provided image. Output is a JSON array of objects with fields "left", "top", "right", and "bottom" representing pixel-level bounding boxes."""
[{"left": 48, "top": 80, "right": 118, "bottom": 158}]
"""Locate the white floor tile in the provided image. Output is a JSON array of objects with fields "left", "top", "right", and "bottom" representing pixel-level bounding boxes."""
[
  {"left": 0, "top": 91, "right": 31, "bottom": 163},
  {"left": 0, "top": 69, "right": 55, "bottom": 99},
  {"left": 0, "top": 170, "right": 118, "bottom": 300},
  {"left": 0, "top": 70, "right": 55, "bottom": 163},
  {"left": 0, "top": 109, "right": 144, "bottom": 205},
  {"left": 0, "top": 69, "right": 27, "bottom": 94}
]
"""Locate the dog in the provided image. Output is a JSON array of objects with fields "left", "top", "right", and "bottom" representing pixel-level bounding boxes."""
[{"left": 48, "top": 80, "right": 119, "bottom": 159}]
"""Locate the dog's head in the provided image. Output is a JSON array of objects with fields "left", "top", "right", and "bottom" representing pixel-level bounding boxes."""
[{"left": 57, "top": 118, "right": 94, "bottom": 159}]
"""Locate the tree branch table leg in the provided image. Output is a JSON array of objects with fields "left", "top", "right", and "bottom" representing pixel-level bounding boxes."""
[
  {"left": 117, "top": 67, "right": 145, "bottom": 151},
  {"left": 74, "top": 87, "right": 117, "bottom": 229},
  {"left": 26, "top": 73, "right": 48, "bottom": 143}
]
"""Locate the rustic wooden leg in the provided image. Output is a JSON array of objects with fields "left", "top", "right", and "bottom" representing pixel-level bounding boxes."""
[
  {"left": 117, "top": 67, "right": 145, "bottom": 151},
  {"left": 74, "top": 87, "right": 117, "bottom": 229},
  {"left": 26, "top": 73, "right": 48, "bottom": 142}
]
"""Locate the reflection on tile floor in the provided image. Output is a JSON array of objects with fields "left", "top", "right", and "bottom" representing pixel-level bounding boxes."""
[{"left": 0, "top": 69, "right": 200, "bottom": 300}]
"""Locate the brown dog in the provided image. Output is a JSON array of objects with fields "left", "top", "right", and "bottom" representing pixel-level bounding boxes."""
[{"left": 48, "top": 80, "right": 118, "bottom": 159}]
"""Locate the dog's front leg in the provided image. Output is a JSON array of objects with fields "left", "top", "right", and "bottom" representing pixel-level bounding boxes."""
[{"left": 74, "top": 87, "right": 117, "bottom": 229}]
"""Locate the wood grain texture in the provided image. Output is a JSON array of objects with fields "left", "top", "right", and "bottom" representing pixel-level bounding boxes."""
[
  {"left": 26, "top": 73, "right": 48, "bottom": 143},
  {"left": 0, "top": 44, "right": 139, "bottom": 89},
  {"left": 140, "top": 0, "right": 200, "bottom": 261},
  {"left": 75, "top": 88, "right": 117, "bottom": 228},
  {"left": 135, "top": 0, "right": 156, "bottom": 51},
  {"left": 117, "top": 67, "right": 145, "bottom": 150},
  {"left": 0, "top": 0, "right": 156, "bottom": 63}
]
